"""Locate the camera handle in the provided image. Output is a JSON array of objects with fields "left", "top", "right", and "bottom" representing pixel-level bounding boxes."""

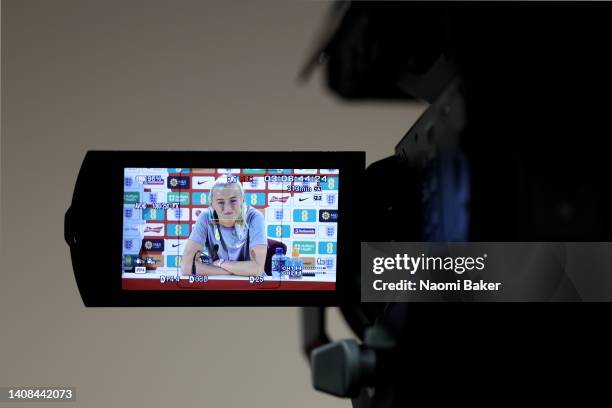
[{"left": 310, "top": 324, "right": 398, "bottom": 399}]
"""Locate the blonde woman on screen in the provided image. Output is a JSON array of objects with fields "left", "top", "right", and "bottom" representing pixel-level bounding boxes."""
[{"left": 180, "top": 176, "right": 267, "bottom": 277}]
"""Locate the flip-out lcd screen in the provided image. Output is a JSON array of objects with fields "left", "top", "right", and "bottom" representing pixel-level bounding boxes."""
[{"left": 122, "top": 168, "right": 339, "bottom": 291}]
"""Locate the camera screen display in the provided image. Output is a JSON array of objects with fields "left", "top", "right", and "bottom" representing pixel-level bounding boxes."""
[{"left": 122, "top": 168, "right": 339, "bottom": 291}]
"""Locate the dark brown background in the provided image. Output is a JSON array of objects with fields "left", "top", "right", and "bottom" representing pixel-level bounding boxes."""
[{"left": 1, "top": 1, "right": 424, "bottom": 406}]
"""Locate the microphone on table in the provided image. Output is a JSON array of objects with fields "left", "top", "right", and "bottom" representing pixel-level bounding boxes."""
[{"left": 191, "top": 244, "right": 219, "bottom": 275}]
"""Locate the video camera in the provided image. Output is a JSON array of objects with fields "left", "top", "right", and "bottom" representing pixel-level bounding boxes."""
[
  {"left": 298, "top": 2, "right": 612, "bottom": 406},
  {"left": 64, "top": 2, "right": 612, "bottom": 407}
]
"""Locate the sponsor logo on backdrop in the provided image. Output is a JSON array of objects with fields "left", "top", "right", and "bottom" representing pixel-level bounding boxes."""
[
  {"left": 292, "top": 241, "right": 316, "bottom": 255},
  {"left": 141, "top": 223, "right": 165, "bottom": 237},
  {"left": 266, "top": 207, "right": 290, "bottom": 222},
  {"left": 192, "top": 176, "right": 215, "bottom": 190},
  {"left": 319, "top": 209, "right": 338, "bottom": 223},
  {"left": 318, "top": 241, "right": 337, "bottom": 255},
  {"left": 243, "top": 169, "right": 266, "bottom": 174},
  {"left": 268, "top": 169, "right": 292, "bottom": 175},
  {"left": 124, "top": 239, "right": 138, "bottom": 251},
  {"left": 167, "top": 192, "right": 190, "bottom": 205},
  {"left": 144, "top": 191, "right": 163, "bottom": 204},
  {"left": 318, "top": 192, "right": 337, "bottom": 207},
  {"left": 300, "top": 257, "right": 316, "bottom": 268},
  {"left": 124, "top": 207, "right": 136, "bottom": 219},
  {"left": 167, "top": 208, "right": 190, "bottom": 221},
  {"left": 316, "top": 257, "right": 336, "bottom": 270},
  {"left": 167, "top": 176, "right": 190, "bottom": 189},
  {"left": 167, "top": 168, "right": 189, "bottom": 173},
  {"left": 217, "top": 168, "right": 240, "bottom": 174},
  {"left": 192, "top": 192, "right": 209, "bottom": 205},
  {"left": 294, "top": 169, "right": 317, "bottom": 174},
  {"left": 294, "top": 192, "right": 315, "bottom": 204},
  {"left": 293, "top": 209, "right": 317, "bottom": 223},
  {"left": 142, "top": 239, "right": 164, "bottom": 252},
  {"left": 164, "top": 239, "right": 186, "bottom": 254},
  {"left": 267, "top": 225, "right": 291, "bottom": 239},
  {"left": 135, "top": 175, "right": 165, "bottom": 185},
  {"left": 124, "top": 192, "right": 140, "bottom": 204},
  {"left": 246, "top": 192, "right": 266, "bottom": 206},
  {"left": 123, "top": 254, "right": 139, "bottom": 268},
  {"left": 318, "top": 225, "right": 337, "bottom": 239},
  {"left": 144, "top": 225, "right": 163, "bottom": 233},
  {"left": 270, "top": 195, "right": 289, "bottom": 203},
  {"left": 123, "top": 224, "right": 140, "bottom": 237},
  {"left": 321, "top": 177, "right": 339, "bottom": 190},
  {"left": 294, "top": 227, "right": 316, "bottom": 236},
  {"left": 166, "top": 255, "right": 183, "bottom": 268},
  {"left": 142, "top": 208, "right": 165, "bottom": 221},
  {"left": 166, "top": 224, "right": 190, "bottom": 237},
  {"left": 268, "top": 193, "right": 290, "bottom": 205}
]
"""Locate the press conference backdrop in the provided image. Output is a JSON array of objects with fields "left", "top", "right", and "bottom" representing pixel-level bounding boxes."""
[
  {"left": 1, "top": 1, "right": 426, "bottom": 407},
  {"left": 122, "top": 168, "right": 339, "bottom": 283}
]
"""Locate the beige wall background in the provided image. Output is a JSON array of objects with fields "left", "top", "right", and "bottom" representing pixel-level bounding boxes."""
[{"left": 1, "top": 1, "right": 424, "bottom": 407}]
